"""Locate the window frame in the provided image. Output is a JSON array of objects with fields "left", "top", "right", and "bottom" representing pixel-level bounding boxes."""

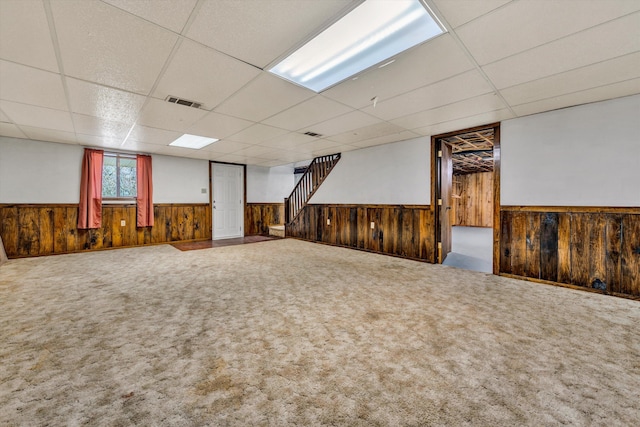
[{"left": 102, "top": 152, "right": 137, "bottom": 201}]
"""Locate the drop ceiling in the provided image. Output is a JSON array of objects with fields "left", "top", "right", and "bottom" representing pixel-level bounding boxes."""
[
  {"left": 0, "top": 0, "right": 638, "bottom": 167},
  {"left": 440, "top": 127, "right": 494, "bottom": 175}
]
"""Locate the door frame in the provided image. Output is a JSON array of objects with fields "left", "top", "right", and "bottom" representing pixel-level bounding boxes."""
[
  {"left": 209, "top": 161, "right": 247, "bottom": 240},
  {"left": 431, "top": 122, "right": 501, "bottom": 273}
]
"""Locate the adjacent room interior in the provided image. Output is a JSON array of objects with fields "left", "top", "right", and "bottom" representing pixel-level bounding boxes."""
[
  {"left": 1, "top": 0, "right": 639, "bottom": 425},
  {"left": 441, "top": 127, "right": 495, "bottom": 273}
]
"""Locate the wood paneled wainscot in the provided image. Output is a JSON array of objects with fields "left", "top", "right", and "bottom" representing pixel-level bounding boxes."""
[
  {"left": 287, "top": 204, "right": 435, "bottom": 263},
  {"left": 500, "top": 207, "right": 640, "bottom": 298},
  {"left": 452, "top": 172, "right": 493, "bottom": 227},
  {"left": 0, "top": 203, "right": 211, "bottom": 258},
  {"left": 245, "top": 203, "right": 284, "bottom": 236}
]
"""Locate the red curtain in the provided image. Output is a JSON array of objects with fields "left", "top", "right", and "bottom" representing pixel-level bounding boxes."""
[
  {"left": 78, "top": 148, "right": 104, "bottom": 229},
  {"left": 136, "top": 154, "right": 154, "bottom": 227}
]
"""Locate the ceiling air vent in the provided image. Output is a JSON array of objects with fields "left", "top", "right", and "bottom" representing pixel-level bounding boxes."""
[
  {"left": 304, "top": 131, "right": 323, "bottom": 138},
  {"left": 165, "top": 95, "right": 202, "bottom": 109}
]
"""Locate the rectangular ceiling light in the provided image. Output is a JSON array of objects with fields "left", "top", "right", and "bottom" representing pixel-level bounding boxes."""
[
  {"left": 268, "top": 0, "right": 445, "bottom": 93},
  {"left": 169, "top": 134, "right": 219, "bottom": 149}
]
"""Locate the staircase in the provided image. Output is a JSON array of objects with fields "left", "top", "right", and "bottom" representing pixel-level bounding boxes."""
[{"left": 284, "top": 153, "right": 341, "bottom": 224}]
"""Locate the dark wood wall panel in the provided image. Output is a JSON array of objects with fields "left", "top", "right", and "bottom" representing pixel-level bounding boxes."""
[
  {"left": 0, "top": 203, "right": 211, "bottom": 258},
  {"left": 500, "top": 208, "right": 640, "bottom": 297},
  {"left": 452, "top": 172, "right": 493, "bottom": 227},
  {"left": 245, "top": 203, "right": 285, "bottom": 236},
  {"left": 287, "top": 204, "right": 435, "bottom": 263}
]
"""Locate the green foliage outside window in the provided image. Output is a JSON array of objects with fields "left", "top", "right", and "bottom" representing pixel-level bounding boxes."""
[{"left": 102, "top": 153, "right": 137, "bottom": 199}]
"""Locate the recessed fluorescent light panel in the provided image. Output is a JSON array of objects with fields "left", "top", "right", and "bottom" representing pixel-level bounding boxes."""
[
  {"left": 268, "top": 0, "right": 445, "bottom": 92},
  {"left": 169, "top": 134, "right": 218, "bottom": 149}
]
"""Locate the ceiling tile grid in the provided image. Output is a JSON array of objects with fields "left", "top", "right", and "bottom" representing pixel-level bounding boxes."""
[
  {"left": 50, "top": 0, "right": 179, "bottom": 95},
  {"left": 0, "top": 0, "right": 59, "bottom": 72},
  {"left": 0, "top": 0, "right": 638, "bottom": 166}
]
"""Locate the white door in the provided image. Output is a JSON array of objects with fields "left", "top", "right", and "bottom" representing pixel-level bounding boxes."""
[{"left": 212, "top": 163, "right": 244, "bottom": 240}]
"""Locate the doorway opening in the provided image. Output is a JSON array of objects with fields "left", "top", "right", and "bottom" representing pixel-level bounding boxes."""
[
  {"left": 211, "top": 162, "right": 245, "bottom": 240},
  {"left": 433, "top": 124, "right": 500, "bottom": 273}
]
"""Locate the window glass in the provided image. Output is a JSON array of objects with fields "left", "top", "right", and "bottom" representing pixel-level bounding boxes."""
[
  {"left": 102, "top": 153, "right": 136, "bottom": 199},
  {"left": 119, "top": 157, "right": 137, "bottom": 197}
]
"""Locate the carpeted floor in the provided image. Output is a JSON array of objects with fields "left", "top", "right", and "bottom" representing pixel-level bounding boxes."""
[{"left": 1, "top": 239, "right": 638, "bottom": 426}]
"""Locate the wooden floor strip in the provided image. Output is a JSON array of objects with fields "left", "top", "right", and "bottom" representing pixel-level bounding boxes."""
[{"left": 171, "top": 235, "right": 281, "bottom": 251}]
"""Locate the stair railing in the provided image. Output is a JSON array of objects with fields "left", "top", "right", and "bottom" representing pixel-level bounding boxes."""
[{"left": 284, "top": 153, "right": 341, "bottom": 224}]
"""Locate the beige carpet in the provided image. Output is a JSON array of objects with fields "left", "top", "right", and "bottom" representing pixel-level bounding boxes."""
[{"left": 1, "top": 239, "right": 638, "bottom": 426}]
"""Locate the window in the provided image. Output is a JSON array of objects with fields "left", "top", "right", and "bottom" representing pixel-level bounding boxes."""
[{"left": 102, "top": 153, "right": 137, "bottom": 199}]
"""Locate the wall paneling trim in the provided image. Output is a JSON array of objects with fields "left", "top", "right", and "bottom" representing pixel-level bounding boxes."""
[
  {"left": 500, "top": 207, "right": 640, "bottom": 297},
  {"left": 0, "top": 203, "right": 211, "bottom": 258},
  {"left": 286, "top": 204, "right": 435, "bottom": 262},
  {"left": 245, "top": 203, "right": 285, "bottom": 236}
]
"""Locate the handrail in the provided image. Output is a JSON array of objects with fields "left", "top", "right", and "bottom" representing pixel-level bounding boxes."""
[{"left": 284, "top": 153, "right": 341, "bottom": 224}]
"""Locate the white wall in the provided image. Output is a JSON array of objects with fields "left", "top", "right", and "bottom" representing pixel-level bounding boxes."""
[
  {"left": 502, "top": 95, "right": 640, "bottom": 206},
  {"left": 0, "top": 137, "right": 210, "bottom": 204},
  {"left": 246, "top": 164, "right": 295, "bottom": 203},
  {"left": 310, "top": 137, "right": 431, "bottom": 205},
  {"left": 0, "top": 137, "right": 83, "bottom": 203},
  {"left": 152, "top": 155, "right": 209, "bottom": 203}
]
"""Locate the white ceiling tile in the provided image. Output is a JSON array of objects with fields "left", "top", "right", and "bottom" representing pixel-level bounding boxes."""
[
  {"left": 432, "top": 0, "right": 512, "bottom": 28},
  {"left": 295, "top": 138, "right": 343, "bottom": 155},
  {"left": 226, "top": 123, "right": 290, "bottom": 144},
  {"left": 75, "top": 133, "right": 124, "bottom": 148},
  {"left": 391, "top": 93, "right": 507, "bottom": 130},
  {"left": 0, "top": 122, "right": 27, "bottom": 139},
  {"left": 323, "top": 34, "right": 474, "bottom": 109},
  {"left": 137, "top": 98, "right": 207, "bottom": 132},
  {"left": 257, "top": 159, "right": 291, "bottom": 167},
  {"left": 0, "top": 109, "right": 9, "bottom": 122},
  {"left": 482, "top": 12, "right": 640, "bottom": 90},
  {"left": 127, "top": 125, "right": 182, "bottom": 146},
  {"left": 119, "top": 139, "right": 172, "bottom": 154},
  {"left": 204, "top": 140, "right": 252, "bottom": 154},
  {"left": 456, "top": 0, "right": 640, "bottom": 66},
  {"left": 72, "top": 114, "right": 131, "bottom": 139},
  {"left": 350, "top": 130, "right": 422, "bottom": 148},
  {"left": 500, "top": 53, "right": 640, "bottom": 107},
  {"left": 156, "top": 144, "right": 213, "bottom": 160},
  {"left": 153, "top": 39, "right": 261, "bottom": 110},
  {"left": 216, "top": 153, "right": 267, "bottom": 165},
  {"left": 187, "top": 112, "right": 254, "bottom": 140},
  {"left": 310, "top": 144, "right": 357, "bottom": 157},
  {"left": 262, "top": 96, "right": 353, "bottom": 131},
  {"left": 51, "top": 0, "right": 177, "bottom": 94},
  {"left": 215, "top": 73, "right": 314, "bottom": 122},
  {"left": 327, "top": 122, "right": 407, "bottom": 144},
  {"left": 0, "top": 0, "right": 58, "bottom": 72},
  {"left": 512, "top": 79, "right": 640, "bottom": 117},
  {"left": 20, "top": 126, "right": 77, "bottom": 144},
  {"left": 265, "top": 149, "right": 313, "bottom": 163},
  {"left": 412, "top": 108, "right": 514, "bottom": 137},
  {"left": 186, "top": 0, "right": 354, "bottom": 68},
  {"left": 258, "top": 132, "right": 317, "bottom": 150},
  {"left": 309, "top": 111, "right": 381, "bottom": 137},
  {"left": 66, "top": 78, "right": 146, "bottom": 124},
  {"left": 0, "top": 100, "right": 74, "bottom": 132},
  {"left": 0, "top": 60, "right": 67, "bottom": 110},
  {"left": 232, "top": 144, "right": 280, "bottom": 158},
  {"left": 363, "top": 70, "right": 493, "bottom": 121},
  {"left": 101, "top": 0, "right": 198, "bottom": 33},
  {"left": 239, "top": 149, "right": 287, "bottom": 161}
]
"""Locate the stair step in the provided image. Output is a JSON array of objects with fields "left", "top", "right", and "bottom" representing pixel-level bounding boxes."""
[{"left": 268, "top": 225, "right": 285, "bottom": 238}]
